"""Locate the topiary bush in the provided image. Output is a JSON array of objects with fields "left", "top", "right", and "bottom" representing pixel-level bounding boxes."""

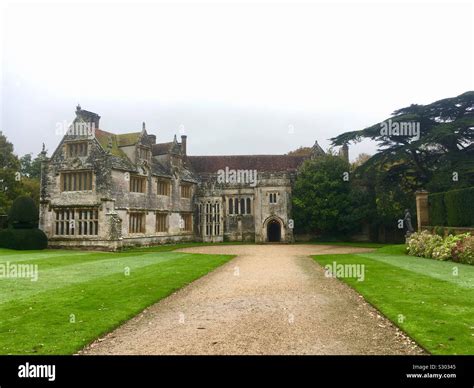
[
  {"left": 0, "top": 228, "right": 14, "bottom": 248},
  {"left": 8, "top": 196, "right": 39, "bottom": 228},
  {"left": 0, "top": 228, "right": 48, "bottom": 250},
  {"left": 0, "top": 196, "right": 48, "bottom": 250}
]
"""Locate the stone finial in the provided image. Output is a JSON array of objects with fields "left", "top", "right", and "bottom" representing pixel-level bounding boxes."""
[{"left": 76, "top": 104, "right": 81, "bottom": 112}]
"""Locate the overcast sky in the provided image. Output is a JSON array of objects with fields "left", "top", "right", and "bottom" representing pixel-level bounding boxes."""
[{"left": 1, "top": 0, "right": 473, "bottom": 160}]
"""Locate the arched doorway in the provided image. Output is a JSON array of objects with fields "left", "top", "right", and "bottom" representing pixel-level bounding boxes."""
[{"left": 267, "top": 219, "right": 281, "bottom": 242}]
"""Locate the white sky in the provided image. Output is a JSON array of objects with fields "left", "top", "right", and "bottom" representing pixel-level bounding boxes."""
[{"left": 1, "top": 0, "right": 473, "bottom": 160}]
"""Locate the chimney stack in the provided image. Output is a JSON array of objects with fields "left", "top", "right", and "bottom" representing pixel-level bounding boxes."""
[
  {"left": 75, "top": 105, "right": 100, "bottom": 131},
  {"left": 181, "top": 135, "right": 187, "bottom": 156}
]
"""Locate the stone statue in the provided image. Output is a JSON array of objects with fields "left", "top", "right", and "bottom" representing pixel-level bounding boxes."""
[{"left": 404, "top": 209, "right": 414, "bottom": 237}]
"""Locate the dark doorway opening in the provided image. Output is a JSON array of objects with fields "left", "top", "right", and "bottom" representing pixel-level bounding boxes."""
[{"left": 267, "top": 220, "right": 281, "bottom": 242}]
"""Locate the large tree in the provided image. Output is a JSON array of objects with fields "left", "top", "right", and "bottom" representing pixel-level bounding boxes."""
[
  {"left": 331, "top": 91, "right": 474, "bottom": 192},
  {"left": 292, "top": 154, "right": 370, "bottom": 238},
  {"left": 0, "top": 132, "right": 23, "bottom": 214},
  {"left": 0, "top": 133, "right": 44, "bottom": 214}
]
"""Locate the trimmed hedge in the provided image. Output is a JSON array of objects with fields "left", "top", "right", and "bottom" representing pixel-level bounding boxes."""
[
  {"left": 0, "top": 228, "right": 48, "bottom": 250},
  {"left": 445, "top": 188, "right": 474, "bottom": 227},
  {"left": 428, "top": 187, "right": 474, "bottom": 227},
  {"left": 429, "top": 192, "right": 446, "bottom": 226},
  {"left": 8, "top": 196, "right": 39, "bottom": 228}
]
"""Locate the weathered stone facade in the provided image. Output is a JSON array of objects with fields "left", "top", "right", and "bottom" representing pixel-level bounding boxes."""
[{"left": 39, "top": 107, "right": 327, "bottom": 250}]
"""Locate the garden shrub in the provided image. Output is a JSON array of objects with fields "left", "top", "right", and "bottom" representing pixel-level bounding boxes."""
[
  {"left": 406, "top": 231, "right": 442, "bottom": 258},
  {"left": 451, "top": 235, "right": 474, "bottom": 265},
  {"left": 431, "top": 234, "right": 464, "bottom": 261},
  {"left": 447, "top": 228, "right": 456, "bottom": 236},
  {"left": 0, "top": 228, "right": 48, "bottom": 250},
  {"left": 434, "top": 226, "right": 445, "bottom": 237},
  {"left": 0, "top": 196, "right": 47, "bottom": 250},
  {"left": 407, "top": 231, "right": 473, "bottom": 264},
  {"left": 8, "top": 196, "right": 39, "bottom": 228}
]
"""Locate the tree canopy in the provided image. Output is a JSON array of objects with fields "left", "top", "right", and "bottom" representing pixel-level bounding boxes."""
[
  {"left": 331, "top": 91, "right": 474, "bottom": 192},
  {"left": 0, "top": 132, "right": 44, "bottom": 214},
  {"left": 292, "top": 154, "right": 371, "bottom": 237}
]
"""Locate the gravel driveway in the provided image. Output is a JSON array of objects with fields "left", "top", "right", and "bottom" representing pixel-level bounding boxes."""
[{"left": 80, "top": 244, "right": 424, "bottom": 355}]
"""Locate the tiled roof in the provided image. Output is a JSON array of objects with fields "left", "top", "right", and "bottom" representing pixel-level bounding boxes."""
[
  {"left": 187, "top": 155, "right": 307, "bottom": 173},
  {"left": 94, "top": 129, "right": 129, "bottom": 159},
  {"left": 117, "top": 132, "right": 142, "bottom": 147},
  {"left": 152, "top": 141, "right": 182, "bottom": 155},
  {"left": 152, "top": 142, "right": 173, "bottom": 155}
]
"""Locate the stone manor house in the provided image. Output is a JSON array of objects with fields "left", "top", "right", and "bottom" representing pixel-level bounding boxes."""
[{"left": 39, "top": 106, "right": 344, "bottom": 250}]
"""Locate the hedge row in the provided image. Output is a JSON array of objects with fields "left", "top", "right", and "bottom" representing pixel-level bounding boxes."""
[
  {"left": 0, "top": 228, "right": 48, "bottom": 250},
  {"left": 429, "top": 192, "right": 446, "bottom": 226},
  {"left": 429, "top": 187, "right": 474, "bottom": 227}
]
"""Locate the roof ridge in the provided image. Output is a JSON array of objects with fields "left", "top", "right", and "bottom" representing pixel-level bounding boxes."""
[{"left": 189, "top": 154, "right": 304, "bottom": 158}]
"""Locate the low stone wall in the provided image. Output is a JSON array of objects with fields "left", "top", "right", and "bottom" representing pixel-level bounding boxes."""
[{"left": 47, "top": 233, "right": 195, "bottom": 251}]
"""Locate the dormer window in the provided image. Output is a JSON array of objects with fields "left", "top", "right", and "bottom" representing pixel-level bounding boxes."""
[
  {"left": 138, "top": 146, "right": 151, "bottom": 160},
  {"left": 67, "top": 142, "right": 88, "bottom": 157}
]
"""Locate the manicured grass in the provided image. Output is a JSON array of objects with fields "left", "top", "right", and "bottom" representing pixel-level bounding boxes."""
[
  {"left": 300, "top": 241, "right": 387, "bottom": 248},
  {"left": 0, "top": 246, "right": 235, "bottom": 354},
  {"left": 313, "top": 245, "right": 474, "bottom": 355},
  {"left": 123, "top": 241, "right": 253, "bottom": 253}
]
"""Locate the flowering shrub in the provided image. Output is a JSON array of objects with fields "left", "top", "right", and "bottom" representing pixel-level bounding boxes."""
[
  {"left": 451, "top": 235, "right": 474, "bottom": 265},
  {"left": 406, "top": 231, "right": 442, "bottom": 258},
  {"left": 407, "top": 231, "right": 473, "bottom": 264},
  {"left": 432, "top": 234, "right": 464, "bottom": 261}
]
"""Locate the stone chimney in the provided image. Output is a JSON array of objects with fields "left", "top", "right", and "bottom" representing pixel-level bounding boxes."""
[
  {"left": 181, "top": 135, "right": 187, "bottom": 156},
  {"left": 75, "top": 104, "right": 100, "bottom": 130},
  {"left": 147, "top": 134, "right": 156, "bottom": 144}
]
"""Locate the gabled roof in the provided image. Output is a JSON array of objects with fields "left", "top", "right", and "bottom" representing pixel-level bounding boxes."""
[
  {"left": 152, "top": 139, "right": 182, "bottom": 155},
  {"left": 187, "top": 155, "right": 307, "bottom": 173},
  {"left": 94, "top": 129, "right": 129, "bottom": 158},
  {"left": 116, "top": 132, "right": 142, "bottom": 147},
  {"left": 152, "top": 142, "right": 174, "bottom": 155}
]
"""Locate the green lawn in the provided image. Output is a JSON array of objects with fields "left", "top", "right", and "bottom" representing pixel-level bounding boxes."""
[
  {"left": 313, "top": 245, "right": 474, "bottom": 355},
  {"left": 299, "top": 241, "right": 387, "bottom": 248},
  {"left": 0, "top": 246, "right": 234, "bottom": 355}
]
